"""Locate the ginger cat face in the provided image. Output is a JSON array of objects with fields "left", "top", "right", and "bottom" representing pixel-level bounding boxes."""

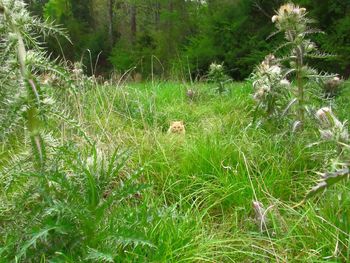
[{"left": 168, "top": 121, "right": 185, "bottom": 134}]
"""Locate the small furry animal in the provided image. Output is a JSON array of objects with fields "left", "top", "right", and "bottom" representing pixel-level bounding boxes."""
[{"left": 168, "top": 121, "right": 185, "bottom": 134}]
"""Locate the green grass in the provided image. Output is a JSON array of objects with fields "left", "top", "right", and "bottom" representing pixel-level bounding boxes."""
[{"left": 1, "top": 81, "right": 350, "bottom": 262}]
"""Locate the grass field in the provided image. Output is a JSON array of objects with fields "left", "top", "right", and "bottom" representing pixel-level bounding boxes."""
[{"left": 1, "top": 81, "right": 350, "bottom": 262}]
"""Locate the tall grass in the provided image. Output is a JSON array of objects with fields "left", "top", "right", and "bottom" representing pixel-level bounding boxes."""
[
  {"left": 8, "top": 79, "right": 345, "bottom": 261},
  {"left": 0, "top": 3, "right": 349, "bottom": 260}
]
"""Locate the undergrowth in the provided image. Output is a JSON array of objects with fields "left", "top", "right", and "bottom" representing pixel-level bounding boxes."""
[{"left": 2, "top": 81, "right": 349, "bottom": 261}]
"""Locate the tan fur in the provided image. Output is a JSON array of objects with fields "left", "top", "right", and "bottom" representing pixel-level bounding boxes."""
[{"left": 168, "top": 121, "right": 185, "bottom": 135}]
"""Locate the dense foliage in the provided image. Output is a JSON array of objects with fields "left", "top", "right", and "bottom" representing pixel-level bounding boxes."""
[{"left": 25, "top": 0, "right": 350, "bottom": 79}]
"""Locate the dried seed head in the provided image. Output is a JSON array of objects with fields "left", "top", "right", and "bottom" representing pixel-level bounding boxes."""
[
  {"left": 319, "top": 129, "right": 333, "bottom": 140},
  {"left": 252, "top": 201, "right": 268, "bottom": 232},
  {"left": 316, "top": 107, "right": 332, "bottom": 125}
]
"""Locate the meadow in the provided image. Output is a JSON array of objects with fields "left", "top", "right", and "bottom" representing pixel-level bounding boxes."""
[
  {"left": 1, "top": 79, "right": 350, "bottom": 262},
  {"left": 1, "top": 1, "right": 350, "bottom": 262}
]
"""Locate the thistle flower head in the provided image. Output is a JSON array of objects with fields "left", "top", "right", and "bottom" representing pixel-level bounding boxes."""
[
  {"left": 272, "top": 3, "right": 307, "bottom": 31},
  {"left": 258, "top": 54, "right": 280, "bottom": 75},
  {"left": 209, "top": 62, "right": 223, "bottom": 71},
  {"left": 316, "top": 107, "right": 333, "bottom": 127},
  {"left": 316, "top": 107, "right": 348, "bottom": 142},
  {"left": 253, "top": 85, "right": 270, "bottom": 101},
  {"left": 278, "top": 3, "right": 306, "bottom": 17}
]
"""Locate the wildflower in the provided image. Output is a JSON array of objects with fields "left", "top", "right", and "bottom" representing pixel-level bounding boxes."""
[
  {"left": 209, "top": 62, "right": 223, "bottom": 71},
  {"left": 273, "top": 3, "right": 306, "bottom": 29}
]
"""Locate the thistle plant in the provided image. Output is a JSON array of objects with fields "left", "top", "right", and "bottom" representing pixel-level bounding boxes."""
[
  {"left": 315, "top": 107, "right": 349, "bottom": 144},
  {"left": 252, "top": 3, "right": 338, "bottom": 125},
  {"left": 272, "top": 3, "right": 338, "bottom": 123},
  {"left": 292, "top": 107, "right": 350, "bottom": 206},
  {"left": 0, "top": 0, "right": 68, "bottom": 169},
  {"left": 208, "top": 62, "right": 231, "bottom": 94},
  {"left": 251, "top": 54, "right": 291, "bottom": 118}
]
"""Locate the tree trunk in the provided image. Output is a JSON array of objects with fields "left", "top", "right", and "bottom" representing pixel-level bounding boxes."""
[
  {"left": 108, "top": 0, "right": 114, "bottom": 48},
  {"left": 155, "top": 1, "right": 160, "bottom": 29},
  {"left": 130, "top": 4, "right": 137, "bottom": 43}
]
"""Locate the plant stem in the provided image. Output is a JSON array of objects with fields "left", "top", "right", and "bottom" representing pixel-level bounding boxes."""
[
  {"left": 296, "top": 46, "right": 304, "bottom": 124},
  {"left": 4, "top": 7, "right": 45, "bottom": 170}
]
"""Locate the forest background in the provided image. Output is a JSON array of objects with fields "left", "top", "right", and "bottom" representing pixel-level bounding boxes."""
[{"left": 25, "top": 0, "right": 350, "bottom": 80}]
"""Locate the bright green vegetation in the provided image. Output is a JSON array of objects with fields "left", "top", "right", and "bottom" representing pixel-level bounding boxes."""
[{"left": 1, "top": 81, "right": 349, "bottom": 262}]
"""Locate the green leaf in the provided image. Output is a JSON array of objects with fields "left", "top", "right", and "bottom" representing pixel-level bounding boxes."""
[
  {"left": 85, "top": 248, "right": 115, "bottom": 263},
  {"left": 304, "top": 168, "right": 350, "bottom": 200}
]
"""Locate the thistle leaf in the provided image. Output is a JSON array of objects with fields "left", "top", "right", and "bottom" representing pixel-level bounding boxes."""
[
  {"left": 85, "top": 248, "right": 115, "bottom": 263},
  {"left": 304, "top": 168, "right": 350, "bottom": 201}
]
